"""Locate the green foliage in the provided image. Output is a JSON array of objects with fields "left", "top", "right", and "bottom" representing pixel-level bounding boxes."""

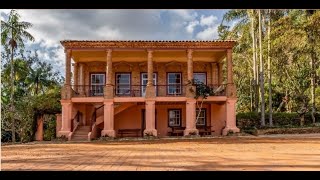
[
  {"left": 188, "top": 79, "right": 215, "bottom": 99},
  {"left": 1, "top": 10, "right": 62, "bottom": 142},
  {"left": 237, "top": 112, "right": 320, "bottom": 129},
  {"left": 44, "top": 115, "right": 56, "bottom": 141},
  {"left": 219, "top": 10, "right": 320, "bottom": 115}
]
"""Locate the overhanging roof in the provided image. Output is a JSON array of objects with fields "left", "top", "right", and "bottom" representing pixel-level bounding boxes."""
[{"left": 60, "top": 40, "right": 236, "bottom": 49}]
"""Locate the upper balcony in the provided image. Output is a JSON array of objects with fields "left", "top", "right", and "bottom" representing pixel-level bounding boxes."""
[{"left": 60, "top": 40, "right": 236, "bottom": 100}]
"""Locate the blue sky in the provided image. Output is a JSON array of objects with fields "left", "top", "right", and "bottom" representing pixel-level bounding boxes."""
[{"left": 1, "top": 9, "right": 230, "bottom": 75}]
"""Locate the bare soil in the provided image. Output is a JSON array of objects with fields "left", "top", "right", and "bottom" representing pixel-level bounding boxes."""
[{"left": 2, "top": 135, "right": 320, "bottom": 171}]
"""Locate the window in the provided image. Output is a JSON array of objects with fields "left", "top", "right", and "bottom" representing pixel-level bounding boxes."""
[
  {"left": 116, "top": 73, "right": 131, "bottom": 95},
  {"left": 167, "top": 73, "right": 182, "bottom": 95},
  {"left": 194, "top": 73, "right": 206, "bottom": 84},
  {"left": 141, "top": 73, "right": 157, "bottom": 97},
  {"left": 90, "top": 73, "right": 105, "bottom": 96},
  {"left": 196, "top": 109, "right": 206, "bottom": 126},
  {"left": 168, "top": 109, "right": 181, "bottom": 127}
]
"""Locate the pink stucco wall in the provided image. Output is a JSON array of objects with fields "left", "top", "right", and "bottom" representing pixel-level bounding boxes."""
[
  {"left": 56, "top": 114, "right": 62, "bottom": 136},
  {"left": 210, "top": 103, "right": 226, "bottom": 135}
]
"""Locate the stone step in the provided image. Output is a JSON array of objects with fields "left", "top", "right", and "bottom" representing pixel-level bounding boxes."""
[
  {"left": 74, "top": 131, "right": 89, "bottom": 134},
  {"left": 73, "top": 134, "right": 88, "bottom": 137},
  {"left": 77, "top": 128, "right": 91, "bottom": 130}
]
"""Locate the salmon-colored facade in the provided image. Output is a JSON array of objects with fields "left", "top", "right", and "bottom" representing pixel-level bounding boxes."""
[{"left": 57, "top": 40, "right": 240, "bottom": 141}]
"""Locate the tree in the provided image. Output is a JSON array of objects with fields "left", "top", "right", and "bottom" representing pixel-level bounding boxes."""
[
  {"left": 305, "top": 10, "right": 318, "bottom": 124},
  {"left": 258, "top": 10, "right": 266, "bottom": 127},
  {"left": 26, "top": 58, "right": 59, "bottom": 95},
  {"left": 1, "top": 9, "right": 35, "bottom": 142},
  {"left": 267, "top": 9, "right": 273, "bottom": 126},
  {"left": 188, "top": 79, "right": 222, "bottom": 127}
]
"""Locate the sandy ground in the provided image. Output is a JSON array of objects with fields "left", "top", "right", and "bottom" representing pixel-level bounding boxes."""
[{"left": 2, "top": 135, "right": 320, "bottom": 171}]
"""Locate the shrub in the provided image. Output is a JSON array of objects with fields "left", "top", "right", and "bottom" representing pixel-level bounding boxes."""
[{"left": 237, "top": 112, "right": 320, "bottom": 129}]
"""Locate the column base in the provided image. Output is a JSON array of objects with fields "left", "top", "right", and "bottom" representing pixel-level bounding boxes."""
[
  {"left": 101, "top": 130, "right": 116, "bottom": 137},
  {"left": 184, "top": 129, "right": 199, "bottom": 136},
  {"left": 222, "top": 127, "right": 240, "bottom": 136},
  {"left": 57, "top": 131, "right": 71, "bottom": 138},
  {"left": 143, "top": 129, "right": 157, "bottom": 137}
]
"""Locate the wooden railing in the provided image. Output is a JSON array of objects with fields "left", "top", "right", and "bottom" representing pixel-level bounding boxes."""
[
  {"left": 90, "top": 105, "right": 104, "bottom": 132},
  {"left": 70, "top": 84, "right": 227, "bottom": 98},
  {"left": 71, "top": 111, "right": 81, "bottom": 132}
]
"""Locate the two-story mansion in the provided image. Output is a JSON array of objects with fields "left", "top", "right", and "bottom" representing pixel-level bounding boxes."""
[{"left": 56, "top": 40, "right": 240, "bottom": 141}]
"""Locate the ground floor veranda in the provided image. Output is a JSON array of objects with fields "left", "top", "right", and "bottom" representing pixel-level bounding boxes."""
[{"left": 54, "top": 97, "right": 239, "bottom": 140}]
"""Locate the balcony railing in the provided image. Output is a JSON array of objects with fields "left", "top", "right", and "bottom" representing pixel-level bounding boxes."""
[
  {"left": 114, "top": 85, "right": 144, "bottom": 97},
  {"left": 72, "top": 85, "right": 105, "bottom": 97},
  {"left": 71, "top": 84, "right": 226, "bottom": 97},
  {"left": 156, "top": 85, "right": 186, "bottom": 97}
]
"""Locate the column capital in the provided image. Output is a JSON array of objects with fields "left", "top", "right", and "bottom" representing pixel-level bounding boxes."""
[
  {"left": 106, "top": 49, "right": 113, "bottom": 54},
  {"left": 227, "top": 48, "right": 232, "bottom": 54},
  {"left": 147, "top": 49, "right": 154, "bottom": 57},
  {"left": 187, "top": 49, "right": 193, "bottom": 58}
]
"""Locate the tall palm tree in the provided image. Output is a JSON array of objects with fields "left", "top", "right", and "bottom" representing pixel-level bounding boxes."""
[{"left": 1, "top": 9, "right": 35, "bottom": 142}]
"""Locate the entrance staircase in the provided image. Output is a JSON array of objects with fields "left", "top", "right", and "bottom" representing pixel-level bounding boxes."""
[{"left": 70, "top": 125, "right": 91, "bottom": 141}]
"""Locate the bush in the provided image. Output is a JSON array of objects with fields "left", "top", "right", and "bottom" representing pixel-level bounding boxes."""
[
  {"left": 237, "top": 112, "right": 320, "bottom": 129},
  {"left": 43, "top": 115, "right": 56, "bottom": 141}
]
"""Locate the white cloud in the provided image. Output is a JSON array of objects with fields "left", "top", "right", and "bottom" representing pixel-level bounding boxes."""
[
  {"left": 186, "top": 20, "right": 199, "bottom": 34},
  {"left": 195, "top": 15, "right": 220, "bottom": 40},
  {"left": 200, "top": 15, "right": 218, "bottom": 27},
  {"left": 196, "top": 26, "right": 219, "bottom": 40},
  {"left": 170, "top": 10, "right": 198, "bottom": 21},
  {"left": 96, "top": 26, "right": 122, "bottom": 40}
]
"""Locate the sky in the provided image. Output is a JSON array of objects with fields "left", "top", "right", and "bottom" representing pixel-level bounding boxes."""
[{"left": 1, "top": 9, "right": 230, "bottom": 76}]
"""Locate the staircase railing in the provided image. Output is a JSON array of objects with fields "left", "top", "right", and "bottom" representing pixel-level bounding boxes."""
[
  {"left": 71, "top": 111, "right": 81, "bottom": 132},
  {"left": 90, "top": 105, "right": 104, "bottom": 132},
  {"left": 88, "top": 105, "right": 104, "bottom": 141},
  {"left": 68, "top": 111, "right": 81, "bottom": 140}
]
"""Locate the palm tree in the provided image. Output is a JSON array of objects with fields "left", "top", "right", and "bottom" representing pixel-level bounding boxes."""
[
  {"left": 1, "top": 9, "right": 35, "bottom": 142},
  {"left": 26, "top": 61, "right": 55, "bottom": 95}
]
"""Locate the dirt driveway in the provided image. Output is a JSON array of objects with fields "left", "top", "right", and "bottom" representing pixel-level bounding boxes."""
[{"left": 2, "top": 135, "right": 320, "bottom": 171}]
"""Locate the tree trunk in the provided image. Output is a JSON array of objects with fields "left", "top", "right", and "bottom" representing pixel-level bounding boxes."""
[
  {"left": 267, "top": 9, "right": 273, "bottom": 127},
  {"left": 36, "top": 80, "right": 39, "bottom": 95},
  {"left": 259, "top": 10, "right": 266, "bottom": 126},
  {"left": 300, "top": 114, "right": 305, "bottom": 126},
  {"left": 250, "top": 10, "right": 258, "bottom": 112},
  {"left": 195, "top": 98, "right": 205, "bottom": 126},
  {"left": 306, "top": 10, "right": 316, "bottom": 124},
  {"left": 254, "top": 22, "right": 260, "bottom": 112},
  {"left": 10, "top": 35, "right": 16, "bottom": 143}
]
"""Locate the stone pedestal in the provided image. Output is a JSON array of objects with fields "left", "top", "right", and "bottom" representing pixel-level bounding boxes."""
[
  {"left": 184, "top": 99, "right": 199, "bottom": 136},
  {"left": 222, "top": 98, "right": 240, "bottom": 135},
  {"left": 144, "top": 100, "right": 157, "bottom": 137},
  {"left": 58, "top": 100, "right": 72, "bottom": 137},
  {"left": 101, "top": 100, "right": 115, "bottom": 137}
]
